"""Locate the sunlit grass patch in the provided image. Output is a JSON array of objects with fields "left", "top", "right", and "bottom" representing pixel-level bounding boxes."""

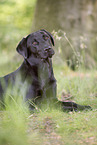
[{"left": 0, "top": 93, "right": 30, "bottom": 145}]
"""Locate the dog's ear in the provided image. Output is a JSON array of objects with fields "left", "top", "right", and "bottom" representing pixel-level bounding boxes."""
[
  {"left": 16, "top": 35, "right": 30, "bottom": 59},
  {"left": 40, "top": 29, "right": 55, "bottom": 46}
]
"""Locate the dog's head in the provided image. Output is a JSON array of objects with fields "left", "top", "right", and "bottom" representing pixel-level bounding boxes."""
[{"left": 16, "top": 30, "right": 55, "bottom": 64}]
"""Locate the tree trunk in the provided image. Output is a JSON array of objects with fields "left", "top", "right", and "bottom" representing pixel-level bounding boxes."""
[{"left": 33, "top": 0, "right": 97, "bottom": 69}]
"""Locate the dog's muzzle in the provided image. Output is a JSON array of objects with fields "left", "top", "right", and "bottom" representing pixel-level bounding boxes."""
[{"left": 38, "top": 47, "right": 55, "bottom": 59}]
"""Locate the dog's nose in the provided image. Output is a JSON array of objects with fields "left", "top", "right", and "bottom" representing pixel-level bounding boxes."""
[{"left": 44, "top": 47, "right": 51, "bottom": 52}]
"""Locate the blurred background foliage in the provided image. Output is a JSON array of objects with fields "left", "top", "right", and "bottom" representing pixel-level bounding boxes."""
[{"left": 0, "top": 0, "right": 36, "bottom": 52}]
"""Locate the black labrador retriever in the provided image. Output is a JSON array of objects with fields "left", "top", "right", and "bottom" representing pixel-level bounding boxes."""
[{"left": 0, "top": 29, "right": 91, "bottom": 111}]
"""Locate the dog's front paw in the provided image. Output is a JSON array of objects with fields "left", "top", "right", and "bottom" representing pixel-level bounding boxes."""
[{"left": 77, "top": 104, "right": 92, "bottom": 111}]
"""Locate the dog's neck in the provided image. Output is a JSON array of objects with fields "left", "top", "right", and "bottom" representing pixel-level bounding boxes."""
[{"left": 17, "top": 56, "right": 53, "bottom": 83}]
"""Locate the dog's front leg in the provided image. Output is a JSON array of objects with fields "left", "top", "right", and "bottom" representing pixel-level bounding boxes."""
[
  {"left": 45, "top": 81, "right": 58, "bottom": 104},
  {"left": 25, "top": 84, "right": 38, "bottom": 110}
]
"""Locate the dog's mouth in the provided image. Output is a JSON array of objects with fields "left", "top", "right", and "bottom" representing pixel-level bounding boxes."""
[
  {"left": 37, "top": 49, "right": 55, "bottom": 60},
  {"left": 40, "top": 53, "right": 54, "bottom": 60}
]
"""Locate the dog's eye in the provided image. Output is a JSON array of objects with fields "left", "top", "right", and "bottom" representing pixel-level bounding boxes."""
[
  {"left": 45, "top": 36, "right": 49, "bottom": 40},
  {"left": 43, "top": 35, "right": 49, "bottom": 40},
  {"left": 32, "top": 41, "right": 38, "bottom": 45}
]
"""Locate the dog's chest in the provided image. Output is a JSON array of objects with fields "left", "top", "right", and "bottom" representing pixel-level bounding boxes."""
[{"left": 38, "top": 61, "right": 52, "bottom": 87}]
